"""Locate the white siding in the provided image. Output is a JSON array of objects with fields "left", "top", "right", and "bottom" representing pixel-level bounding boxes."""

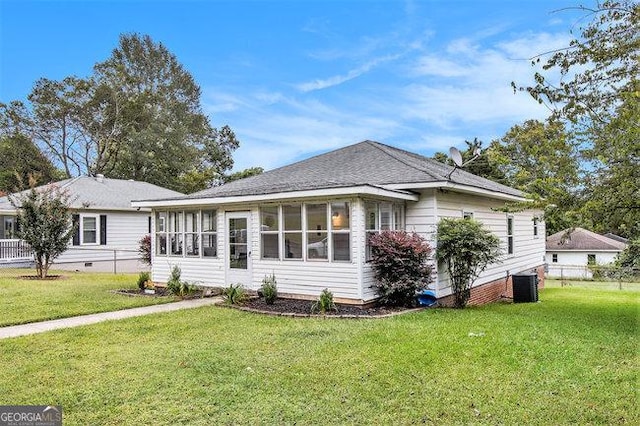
[
  {"left": 432, "top": 191, "right": 545, "bottom": 297},
  {"left": 546, "top": 250, "right": 621, "bottom": 278},
  {"left": 54, "top": 210, "right": 150, "bottom": 266}
]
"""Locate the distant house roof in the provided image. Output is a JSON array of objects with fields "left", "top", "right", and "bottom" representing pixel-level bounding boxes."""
[
  {"left": 546, "top": 228, "right": 628, "bottom": 251},
  {"left": 134, "top": 141, "right": 524, "bottom": 206},
  {"left": 0, "top": 176, "right": 183, "bottom": 213},
  {"left": 603, "top": 233, "right": 629, "bottom": 244}
]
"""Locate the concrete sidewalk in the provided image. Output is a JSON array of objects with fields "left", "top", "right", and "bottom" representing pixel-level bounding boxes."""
[{"left": 0, "top": 297, "right": 222, "bottom": 340}]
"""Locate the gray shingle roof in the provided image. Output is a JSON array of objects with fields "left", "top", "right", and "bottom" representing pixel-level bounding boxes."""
[
  {"left": 0, "top": 176, "right": 183, "bottom": 211},
  {"left": 546, "top": 228, "right": 628, "bottom": 251},
  {"left": 147, "top": 140, "right": 523, "bottom": 202}
]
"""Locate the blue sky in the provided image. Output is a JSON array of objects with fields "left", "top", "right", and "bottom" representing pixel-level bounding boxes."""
[{"left": 0, "top": 0, "right": 583, "bottom": 172}]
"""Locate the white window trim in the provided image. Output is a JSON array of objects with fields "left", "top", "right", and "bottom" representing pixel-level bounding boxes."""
[
  {"left": 155, "top": 209, "right": 218, "bottom": 258},
  {"left": 260, "top": 201, "right": 352, "bottom": 263},
  {"left": 80, "top": 214, "right": 100, "bottom": 246},
  {"left": 462, "top": 210, "right": 474, "bottom": 220},
  {"left": 506, "top": 215, "right": 514, "bottom": 256}
]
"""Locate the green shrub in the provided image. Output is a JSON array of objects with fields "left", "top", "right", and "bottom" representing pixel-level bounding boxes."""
[
  {"left": 137, "top": 271, "right": 151, "bottom": 291},
  {"left": 436, "top": 218, "right": 502, "bottom": 308},
  {"left": 223, "top": 283, "right": 249, "bottom": 305},
  {"left": 260, "top": 274, "right": 278, "bottom": 305},
  {"left": 368, "top": 231, "right": 433, "bottom": 307},
  {"left": 311, "top": 288, "right": 337, "bottom": 314},
  {"left": 166, "top": 266, "right": 196, "bottom": 297}
]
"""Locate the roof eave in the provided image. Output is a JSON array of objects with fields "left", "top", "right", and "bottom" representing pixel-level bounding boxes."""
[
  {"left": 132, "top": 185, "right": 419, "bottom": 208},
  {"left": 383, "top": 181, "right": 528, "bottom": 202}
]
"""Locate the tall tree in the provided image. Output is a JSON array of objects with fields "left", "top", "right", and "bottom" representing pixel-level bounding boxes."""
[
  {"left": 0, "top": 133, "right": 62, "bottom": 193},
  {"left": 487, "top": 119, "right": 581, "bottom": 235},
  {"left": 580, "top": 92, "right": 640, "bottom": 237},
  {"left": 94, "top": 33, "right": 239, "bottom": 192},
  {"left": 514, "top": 0, "right": 639, "bottom": 237},
  {"left": 1, "top": 33, "right": 240, "bottom": 193}
]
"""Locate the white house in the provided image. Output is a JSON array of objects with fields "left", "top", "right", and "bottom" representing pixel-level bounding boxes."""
[
  {"left": 133, "top": 141, "right": 546, "bottom": 305},
  {"left": 0, "top": 175, "right": 183, "bottom": 272},
  {"left": 546, "top": 227, "right": 627, "bottom": 279}
]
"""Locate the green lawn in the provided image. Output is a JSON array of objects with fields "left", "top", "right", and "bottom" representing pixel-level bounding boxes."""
[
  {"left": 546, "top": 278, "right": 640, "bottom": 291},
  {"left": 0, "top": 270, "right": 177, "bottom": 326},
  {"left": 0, "top": 287, "right": 637, "bottom": 425}
]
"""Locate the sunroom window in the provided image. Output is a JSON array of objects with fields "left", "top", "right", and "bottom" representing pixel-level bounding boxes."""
[
  {"left": 365, "top": 201, "right": 405, "bottom": 261},
  {"left": 331, "top": 202, "right": 350, "bottom": 261},
  {"left": 155, "top": 210, "right": 217, "bottom": 258},
  {"left": 201, "top": 210, "right": 217, "bottom": 257},
  {"left": 283, "top": 204, "right": 302, "bottom": 259},
  {"left": 306, "top": 203, "right": 328, "bottom": 260},
  {"left": 185, "top": 211, "right": 199, "bottom": 256},
  {"left": 260, "top": 201, "right": 351, "bottom": 262},
  {"left": 261, "top": 206, "right": 279, "bottom": 259}
]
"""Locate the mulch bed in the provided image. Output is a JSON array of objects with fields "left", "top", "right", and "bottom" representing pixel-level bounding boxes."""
[
  {"left": 18, "top": 275, "right": 64, "bottom": 280},
  {"left": 237, "top": 297, "right": 423, "bottom": 318},
  {"left": 113, "top": 288, "right": 211, "bottom": 299}
]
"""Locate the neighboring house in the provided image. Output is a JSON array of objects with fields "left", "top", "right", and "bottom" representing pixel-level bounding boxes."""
[
  {"left": 133, "top": 141, "right": 546, "bottom": 305},
  {"left": 545, "top": 227, "right": 628, "bottom": 278},
  {"left": 0, "top": 175, "right": 183, "bottom": 272}
]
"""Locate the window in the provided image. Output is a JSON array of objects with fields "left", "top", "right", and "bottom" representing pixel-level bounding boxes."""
[
  {"left": 393, "top": 205, "right": 404, "bottom": 230},
  {"left": 155, "top": 212, "right": 167, "bottom": 255},
  {"left": 533, "top": 217, "right": 539, "bottom": 238},
  {"left": 587, "top": 254, "right": 596, "bottom": 265},
  {"left": 260, "top": 202, "right": 351, "bottom": 262},
  {"left": 4, "top": 217, "right": 15, "bottom": 239},
  {"left": 331, "top": 202, "right": 350, "bottom": 261},
  {"left": 463, "top": 211, "right": 474, "bottom": 220},
  {"left": 168, "top": 211, "right": 183, "bottom": 255},
  {"left": 507, "top": 216, "right": 514, "bottom": 255},
  {"left": 552, "top": 253, "right": 558, "bottom": 263},
  {"left": 261, "top": 206, "right": 279, "bottom": 259},
  {"left": 365, "top": 201, "right": 405, "bottom": 260},
  {"left": 306, "top": 203, "right": 328, "bottom": 260},
  {"left": 185, "top": 211, "right": 199, "bottom": 256},
  {"left": 156, "top": 210, "right": 217, "bottom": 258},
  {"left": 283, "top": 204, "right": 302, "bottom": 259},
  {"left": 82, "top": 216, "right": 98, "bottom": 244},
  {"left": 201, "top": 210, "right": 217, "bottom": 257}
]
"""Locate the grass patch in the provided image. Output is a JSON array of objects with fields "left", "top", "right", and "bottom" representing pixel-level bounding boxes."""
[
  {"left": 0, "top": 269, "right": 177, "bottom": 326},
  {"left": 0, "top": 287, "right": 637, "bottom": 424},
  {"left": 546, "top": 278, "right": 640, "bottom": 291}
]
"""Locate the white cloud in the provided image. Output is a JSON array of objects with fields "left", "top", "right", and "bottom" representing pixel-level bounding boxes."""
[
  {"left": 204, "top": 29, "right": 573, "bottom": 173},
  {"left": 295, "top": 53, "right": 401, "bottom": 92}
]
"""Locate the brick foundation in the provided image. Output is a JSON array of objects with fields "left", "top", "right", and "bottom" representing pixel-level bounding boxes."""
[{"left": 438, "top": 265, "right": 545, "bottom": 307}]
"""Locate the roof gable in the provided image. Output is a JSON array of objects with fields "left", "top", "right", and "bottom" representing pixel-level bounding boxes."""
[
  {"left": 546, "top": 227, "right": 628, "bottom": 251},
  {"left": 175, "top": 140, "right": 523, "bottom": 201}
]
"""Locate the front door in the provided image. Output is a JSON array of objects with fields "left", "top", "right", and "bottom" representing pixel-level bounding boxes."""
[{"left": 225, "top": 212, "right": 252, "bottom": 287}]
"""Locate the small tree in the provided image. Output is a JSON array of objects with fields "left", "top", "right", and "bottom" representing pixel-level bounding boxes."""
[
  {"left": 11, "top": 184, "right": 75, "bottom": 278},
  {"left": 138, "top": 234, "right": 152, "bottom": 266},
  {"left": 436, "top": 218, "right": 502, "bottom": 308},
  {"left": 369, "top": 231, "right": 433, "bottom": 307}
]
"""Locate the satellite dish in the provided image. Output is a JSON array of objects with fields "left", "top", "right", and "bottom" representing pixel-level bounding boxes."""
[{"left": 449, "top": 147, "right": 463, "bottom": 167}]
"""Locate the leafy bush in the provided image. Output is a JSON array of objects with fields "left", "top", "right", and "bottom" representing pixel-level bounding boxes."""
[
  {"left": 436, "top": 218, "right": 502, "bottom": 308},
  {"left": 137, "top": 271, "right": 151, "bottom": 291},
  {"left": 223, "top": 283, "right": 249, "bottom": 305},
  {"left": 138, "top": 234, "right": 152, "bottom": 266},
  {"left": 166, "top": 266, "right": 195, "bottom": 297},
  {"left": 368, "top": 231, "right": 433, "bottom": 307},
  {"left": 311, "top": 288, "right": 337, "bottom": 314},
  {"left": 260, "top": 274, "right": 278, "bottom": 305}
]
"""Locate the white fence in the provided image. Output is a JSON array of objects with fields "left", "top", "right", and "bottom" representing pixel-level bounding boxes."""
[{"left": 0, "top": 239, "right": 33, "bottom": 263}]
